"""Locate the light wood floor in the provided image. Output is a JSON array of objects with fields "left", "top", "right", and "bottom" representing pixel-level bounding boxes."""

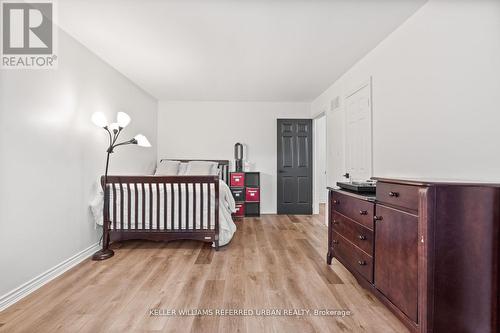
[{"left": 0, "top": 208, "right": 408, "bottom": 333}]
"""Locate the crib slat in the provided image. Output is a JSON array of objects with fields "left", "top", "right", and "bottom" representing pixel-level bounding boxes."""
[
  {"left": 186, "top": 183, "right": 190, "bottom": 230},
  {"left": 127, "top": 183, "right": 131, "bottom": 230},
  {"left": 178, "top": 183, "right": 182, "bottom": 230},
  {"left": 170, "top": 183, "right": 175, "bottom": 231},
  {"left": 207, "top": 183, "right": 211, "bottom": 230},
  {"left": 193, "top": 183, "right": 197, "bottom": 230},
  {"left": 156, "top": 183, "right": 160, "bottom": 230},
  {"left": 200, "top": 183, "right": 204, "bottom": 230},
  {"left": 163, "top": 183, "right": 167, "bottom": 230},
  {"left": 215, "top": 179, "right": 220, "bottom": 248},
  {"left": 149, "top": 183, "right": 153, "bottom": 230},
  {"left": 141, "top": 183, "right": 146, "bottom": 230},
  {"left": 134, "top": 183, "right": 139, "bottom": 230},
  {"left": 119, "top": 182, "right": 124, "bottom": 230},
  {"left": 112, "top": 183, "right": 117, "bottom": 230}
]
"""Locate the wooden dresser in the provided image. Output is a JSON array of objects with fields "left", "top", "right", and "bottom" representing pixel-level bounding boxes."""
[{"left": 327, "top": 178, "right": 500, "bottom": 333}]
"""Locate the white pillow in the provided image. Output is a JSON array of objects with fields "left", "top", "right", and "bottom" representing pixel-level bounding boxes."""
[
  {"left": 155, "top": 160, "right": 180, "bottom": 176},
  {"left": 184, "top": 161, "right": 218, "bottom": 176}
]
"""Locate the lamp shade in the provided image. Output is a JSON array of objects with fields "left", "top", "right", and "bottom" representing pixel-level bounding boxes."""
[
  {"left": 91, "top": 112, "right": 108, "bottom": 128},
  {"left": 134, "top": 134, "right": 151, "bottom": 147},
  {"left": 117, "top": 112, "right": 131, "bottom": 128}
]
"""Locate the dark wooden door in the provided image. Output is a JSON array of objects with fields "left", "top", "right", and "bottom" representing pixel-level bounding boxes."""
[
  {"left": 277, "top": 119, "right": 312, "bottom": 214},
  {"left": 374, "top": 204, "right": 418, "bottom": 322}
]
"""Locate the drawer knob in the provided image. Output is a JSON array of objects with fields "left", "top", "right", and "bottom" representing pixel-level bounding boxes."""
[
  {"left": 333, "top": 240, "right": 339, "bottom": 244},
  {"left": 333, "top": 200, "right": 340, "bottom": 204},
  {"left": 388, "top": 191, "right": 399, "bottom": 197},
  {"left": 374, "top": 216, "right": 383, "bottom": 221},
  {"left": 332, "top": 220, "right": 339, "bottom": 225},
  {"left": 359, "top": 210, "right": 368, "bottom": 215},
  {"left": 358, "top": 260, "right": 367, "bottom": 266},
  {"left": 358, "top": 235, "right": 367, "bottom": 240}
]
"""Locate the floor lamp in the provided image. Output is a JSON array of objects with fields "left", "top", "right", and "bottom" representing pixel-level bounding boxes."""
[{"left": 90, "top": 111, "right": 151, "bottom": 260}]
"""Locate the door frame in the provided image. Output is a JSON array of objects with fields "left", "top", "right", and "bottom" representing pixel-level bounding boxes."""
[
  {"left": 276, "top": 118, "right": 313, "bottom": 215},
  {"left": 313, "top": 112, "right": 327, "bottom": 215}
]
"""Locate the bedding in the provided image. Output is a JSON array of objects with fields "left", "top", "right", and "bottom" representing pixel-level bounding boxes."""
[
  {"left": 184, "top": 161, "right": 219, "bottom": 176},
  {"left": 155, "top": 160, "right": 180, "bottom": 176},
  {"left": 178, "top": 163, "right": 188, "bottom": 175},
  {"left": 90, "top": 179, "right": 237, "bottom": 247}
]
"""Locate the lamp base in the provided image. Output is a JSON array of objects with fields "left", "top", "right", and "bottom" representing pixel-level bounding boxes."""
[{"left": 92, "top": 248, "right": 114, "bottom": 261}]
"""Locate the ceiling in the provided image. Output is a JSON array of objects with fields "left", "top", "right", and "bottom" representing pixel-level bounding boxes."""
[{"left": 59, "top": 0, "right": 426, "bottom": 102}]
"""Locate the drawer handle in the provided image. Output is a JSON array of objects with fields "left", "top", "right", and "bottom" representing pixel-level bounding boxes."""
[
  {"left": 359, "top": 210, "right": 368, "bottom": 215},
  {"left": 358, "top": 260, "right": 367, "bottom": 266},
  {"left": 374, "top": 216, "right": 383, "bottom": 221},
  {"left": 388, "top": 191, "right": 400, "bottom": 197},
  {"left": 333, "top": 200, "right": 340, "bottom": 205},
  {"left": 358, "top": 235, "right": 367, "bottom": 240},
  {"left": 333, "top": 240, "right": 339, "bottom": 244},
  {"left": 332, "top": 220, "right": 339, "bottom": 225}
]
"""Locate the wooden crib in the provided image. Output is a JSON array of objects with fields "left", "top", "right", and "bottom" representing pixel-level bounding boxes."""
[{"left": 94, "top": 160, "right": 229, "bottom": 260}]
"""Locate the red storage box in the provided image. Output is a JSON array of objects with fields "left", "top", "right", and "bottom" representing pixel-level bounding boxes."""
[
  {"left": 246, "top": 188, "right": 260, "bottom": 202},
  {"left": 233, "top": 203, "right": 245, "bottom": 217},
  {"left": 230, "top": 173, "right": 245, "bottom": 187}
]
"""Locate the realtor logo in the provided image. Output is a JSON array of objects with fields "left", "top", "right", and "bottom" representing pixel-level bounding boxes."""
[{"left": 1, "top": 0, "right": 57, "bottom": 69}]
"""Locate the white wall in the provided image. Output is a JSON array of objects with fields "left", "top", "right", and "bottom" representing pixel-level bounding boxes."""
[
  {"left": 0, "top": 30, "right": 158, "bottom": 298},
  {"left": 157, "top": 101, "right": 310, "bottom": 213},
  {"left": 312, "top": 0, "right": 500, "bottom": 186}
]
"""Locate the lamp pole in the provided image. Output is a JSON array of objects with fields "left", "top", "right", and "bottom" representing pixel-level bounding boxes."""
[
  {"left": 91, "top": 112, "right": 151, "bottom": 261},
  {"left": 92, "top": 126, "right": 119, "bottom": 261}
]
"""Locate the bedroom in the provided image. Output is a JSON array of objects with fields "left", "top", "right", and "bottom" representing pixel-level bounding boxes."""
[{"left": 1, "top": 0, "right": 499, "bottom": 332}]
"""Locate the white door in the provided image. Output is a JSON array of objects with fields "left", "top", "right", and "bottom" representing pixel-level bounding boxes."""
[
  {"left": 328, "top": 105, "right": 345, "bottom": 185},
  {"left": 345, "top": 82, "right": 372, "bottom": 181}
]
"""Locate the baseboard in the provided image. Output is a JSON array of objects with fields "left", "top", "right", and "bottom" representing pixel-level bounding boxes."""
[{"left": 0, "top": 242, "right": 100, "bottom": 312}]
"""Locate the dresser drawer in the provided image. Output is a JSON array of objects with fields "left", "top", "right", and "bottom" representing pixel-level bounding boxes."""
[
  {"left": 332, "top": 232, "right": 373, "bottom": 282},
  {"left": 245, "top": 188, "right": 260, "bottom": 202},
  {"left": 332, "top": 212, "right": 373, "bottom": 255},
  {"left": 231, "top": 188, "right": 245, "bottom": 202},
  {"left": 331, "top": 191, "right": 374, "bottom": 230},
  {"left": 376, "top": 182, "right": 419, "bottom": 212},
  {"left": 230, "top": 173, "right": 245, "bottom": 187},
  {"left": 233, "top": 203, "right": 245, "bottom": 217}
]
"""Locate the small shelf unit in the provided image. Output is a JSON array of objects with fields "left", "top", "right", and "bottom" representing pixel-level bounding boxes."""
[{"left": 229, "top": 172, "right": 260, "bottom": 218}]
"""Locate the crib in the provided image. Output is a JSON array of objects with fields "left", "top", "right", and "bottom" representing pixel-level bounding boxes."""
[{"left": 95, "top": 160, "right": 229, "bottom": 260}]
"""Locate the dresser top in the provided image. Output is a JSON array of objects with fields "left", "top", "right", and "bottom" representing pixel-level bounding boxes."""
[
  {"left": 327, "top": 187, "right": 376, "bottom": 202},
  {"left": 328, "top": 177, "right": 500, "bottom": 202},
  {"left": 372, "top": 177, "right": 500, "bottom": 187}
]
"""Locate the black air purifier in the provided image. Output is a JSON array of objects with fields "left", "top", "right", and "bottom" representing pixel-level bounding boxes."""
[{"left": 234, "top": 143, "right": 243, "bottom": 172}]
